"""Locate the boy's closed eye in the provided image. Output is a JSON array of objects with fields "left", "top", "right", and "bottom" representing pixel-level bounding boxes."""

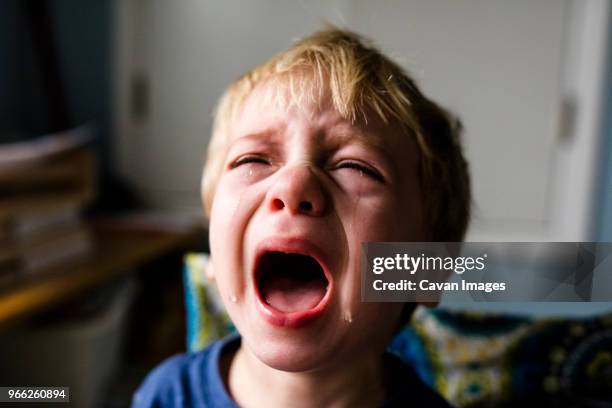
[
  {"left": 230, "top": 154, "right": 271, "bottom": 169},
  {"left": 333, "top": 160, "right": 385, "bottom": 183},
  {"left": 230, "top": 154, "right": 385, "bottom": 184}
]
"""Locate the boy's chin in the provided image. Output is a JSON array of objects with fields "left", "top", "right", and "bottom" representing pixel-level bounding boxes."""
[
  {"left": 250, "top": 341, "right": 334, "bottom": 372},
  {"left": 240, "top": 327, "right": 341, "bottom": 372}
]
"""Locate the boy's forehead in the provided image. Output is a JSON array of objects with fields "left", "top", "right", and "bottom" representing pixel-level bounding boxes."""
[
  {"left": 229, "top": 122, "right": 390, "bottom": 156},
  {"left": 231, "top": 80, "right": 406, "bottom": 152},
  {"left": 233, "top": 78, "right": 333, "bottom": 132}
]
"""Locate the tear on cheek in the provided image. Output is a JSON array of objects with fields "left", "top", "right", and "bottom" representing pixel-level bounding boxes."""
[
  {"left": 236, "top": 165, "right": 273, "bottom": 184},
  {"left": 344, "top": 194, "right": 370, "bottom": 326},
  {"left": 341, "top": 265, "right": 361, "bottom": 325}
]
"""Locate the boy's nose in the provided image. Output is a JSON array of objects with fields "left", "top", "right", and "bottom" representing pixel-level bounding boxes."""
[{"left": 267, "top": 165, "right": 326, "bottom": 216}]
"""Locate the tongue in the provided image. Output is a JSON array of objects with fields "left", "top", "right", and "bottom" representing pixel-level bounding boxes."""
[{"left": 263, "top": 276, "right": 326, "bottom": 313}]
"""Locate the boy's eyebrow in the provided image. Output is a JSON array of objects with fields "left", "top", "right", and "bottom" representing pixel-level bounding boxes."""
[
  {"left": 227, "top": 128, "right": 284, "bottom": 148},
  {"left": 328, "top": 128, "right": 385, "bottom": 149},
  {"left": 232, "top": 128, "right": 391, "bottom": 154}
]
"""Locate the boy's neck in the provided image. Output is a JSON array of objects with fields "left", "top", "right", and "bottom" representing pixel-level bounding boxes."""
[{"left": 223, "top": 343, "right": 388, "bottom": 408}]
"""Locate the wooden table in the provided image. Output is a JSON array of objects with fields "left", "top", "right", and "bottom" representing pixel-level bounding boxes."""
[{"left": 0, "top": 224, "right": 204, "bottom": 328}]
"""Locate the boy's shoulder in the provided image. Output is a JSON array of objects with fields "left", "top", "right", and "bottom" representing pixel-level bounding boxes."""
[{"left": 131, "top": 335, "right": 239, "bottom": 408}]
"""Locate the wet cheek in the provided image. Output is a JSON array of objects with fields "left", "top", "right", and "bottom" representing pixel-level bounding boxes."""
[
  {"left": 333, "top": 196, "right": 381, "bottom": 323},
  {"left": 210, "top": 173, "right": 261, "bottom": 228},
  {"left": 208, "top": 179, "right": 251, "bottom": 305},
  {"left": 342, "top": 197, "right": 396, "bottom": 240},
  {"left": 209, "top": 175, "right": 272, "bottom": 309},
  {"left": 233, "top": 164, "right": 274, "bottom": 184},
  {"left": 334, "top": 194, "right": 405, "bottom": 323},
  {"left": 334, "top": 198, "right": 423, "bottom": 325},
  {"left": 336, "top": 173, "right": 381, "bottom": 197}
]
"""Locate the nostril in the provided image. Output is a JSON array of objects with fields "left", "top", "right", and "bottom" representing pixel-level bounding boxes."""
[
  {"left": 272, "top": 198, "right": 285, "bottom": 210},
  {"left": 299, "top": 201, "right": 313, "bottom": 212}
]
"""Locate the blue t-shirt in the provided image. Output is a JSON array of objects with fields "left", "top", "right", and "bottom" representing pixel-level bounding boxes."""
[{"left": 132, "top": 334, "right": 452, "bottom": 408}]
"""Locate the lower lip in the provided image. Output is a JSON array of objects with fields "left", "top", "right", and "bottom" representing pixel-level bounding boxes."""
[{"left": 254, "top": 284, "right": 333, "bottom": 329}]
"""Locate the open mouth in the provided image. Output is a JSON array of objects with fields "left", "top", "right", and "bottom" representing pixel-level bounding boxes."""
[{"left": 256, "top": 252, "right": 329, "bottom": 314}]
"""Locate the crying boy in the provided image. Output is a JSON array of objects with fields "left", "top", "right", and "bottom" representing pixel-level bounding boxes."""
[{"left": 133, "top": 27, "right": 470, "bottom": 408}]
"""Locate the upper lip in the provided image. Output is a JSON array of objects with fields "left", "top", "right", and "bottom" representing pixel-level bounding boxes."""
[{"left": 253, "top": 236, "right": 333, "bottom": 288}]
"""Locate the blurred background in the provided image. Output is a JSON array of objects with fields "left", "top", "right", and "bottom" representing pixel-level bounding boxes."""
[{"left": 0, "top": 0, "right": 610, "bottom": 406}]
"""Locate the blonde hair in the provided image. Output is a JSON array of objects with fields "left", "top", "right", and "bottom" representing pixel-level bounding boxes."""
[{"left": 202, "top": 27, "right": 470, "bottom": 241}]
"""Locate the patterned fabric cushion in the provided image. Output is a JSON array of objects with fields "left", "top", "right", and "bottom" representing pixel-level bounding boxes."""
[
  {"left": 183, "top": 253, "right": 612, "bottom": 406},
  {"left": 391, "top": 308, "right": 612, "bottom": 406}
]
